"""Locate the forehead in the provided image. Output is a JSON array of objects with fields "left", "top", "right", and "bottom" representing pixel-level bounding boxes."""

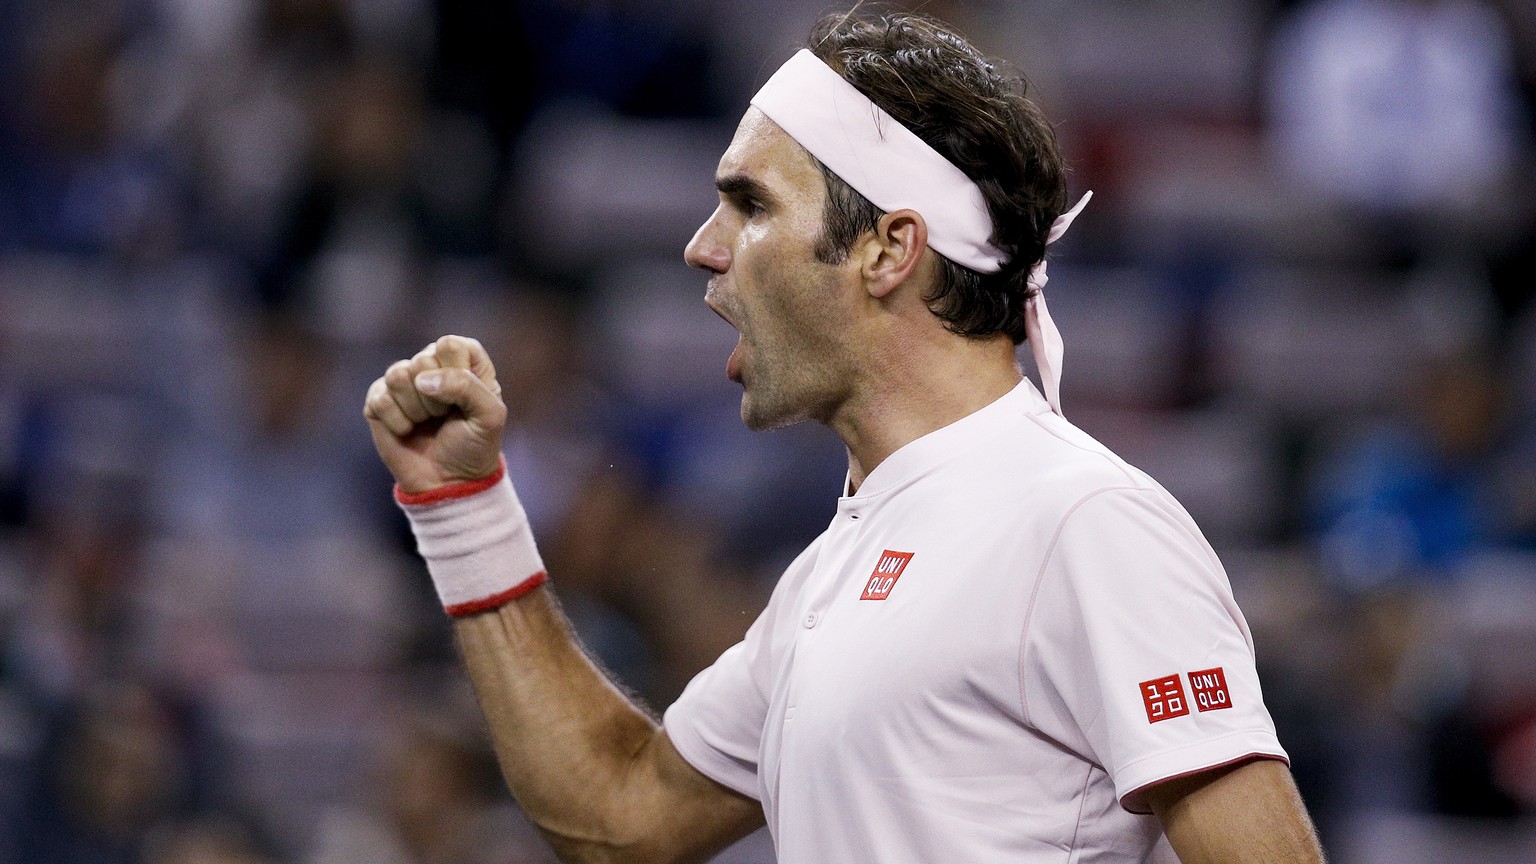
[{"left": 717, "top": 107, "right": 826, "bottom": 205}]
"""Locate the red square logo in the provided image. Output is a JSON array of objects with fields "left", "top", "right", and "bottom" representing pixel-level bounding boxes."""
[
  {"left": 860, "top": 550, "right": 913, "bottom": 600},
  {"left": 1140, "top": 674, "right": 1190, "bottom": 724},
  {"left": 1188, "top": 667, "right": 1232, "bottom": 712}
]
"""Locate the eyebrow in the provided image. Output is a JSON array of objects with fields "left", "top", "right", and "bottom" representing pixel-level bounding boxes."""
[{"left": 715, "top": 173, "right": 777, "bottom": 206}]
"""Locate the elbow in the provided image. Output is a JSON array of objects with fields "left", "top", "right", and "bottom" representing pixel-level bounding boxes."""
[
  {"left": 543, "top": 836, "right": 692, "bottom": 864},
  {"left": 536, "top": 815, "right": 695, "bottom": 864}
]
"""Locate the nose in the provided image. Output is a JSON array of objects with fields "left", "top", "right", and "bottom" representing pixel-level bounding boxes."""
[{"left": 684, "top": 205, "right": 730, "bottom": 274}]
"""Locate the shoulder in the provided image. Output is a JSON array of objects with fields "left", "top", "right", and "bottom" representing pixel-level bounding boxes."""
[
  {"left": 939, "top": 405, "right": 1222, "bottom": 576},
  {"left": 954, "top": 403, "right": 1163, "bottom": 516}
]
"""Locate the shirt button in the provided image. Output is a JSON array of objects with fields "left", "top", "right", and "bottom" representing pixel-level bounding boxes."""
[{"left": 803, "top": 611, "right": 818, "bottom": 628}]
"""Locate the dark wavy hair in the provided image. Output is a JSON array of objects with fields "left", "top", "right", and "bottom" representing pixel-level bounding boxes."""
[{"left": 806, "top": 11, "right": 1069, "bottom": 344}]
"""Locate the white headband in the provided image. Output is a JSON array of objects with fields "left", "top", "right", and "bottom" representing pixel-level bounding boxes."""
[
  {"left": 751, "top": 48, "right": 1091, "bottom": 417},
  {"left": 750, "top": 49, "right": 1006, "bottom": 272}
]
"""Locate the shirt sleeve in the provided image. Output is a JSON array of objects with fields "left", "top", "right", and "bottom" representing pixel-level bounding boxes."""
[
  {"left": 662, "top": 619, "right": 771, "bottom": 799},
  {"left": 662, "top": 540, "right": 818, "bottom": 800},
  {"left": 1021, "top": 485, "right": 1288, "bottom": 813}
]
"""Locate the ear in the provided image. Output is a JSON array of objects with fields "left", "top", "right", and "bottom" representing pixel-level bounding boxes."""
[{"left": 856, "top": 208, "right": 929, "bottom": 300}]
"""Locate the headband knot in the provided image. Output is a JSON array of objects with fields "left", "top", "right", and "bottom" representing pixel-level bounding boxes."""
[{"left": 1024, "top": 191, "right": 1092, "bottom": 416}]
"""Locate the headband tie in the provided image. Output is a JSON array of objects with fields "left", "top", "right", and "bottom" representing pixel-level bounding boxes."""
[
  {"left": 1024, "top": 190, "right": 1092, "bottom": 416},
  {"left": 752, "top": 49, "right": 1090, "bottom": 416}
]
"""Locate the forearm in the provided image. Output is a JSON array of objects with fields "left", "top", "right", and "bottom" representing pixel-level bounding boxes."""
[
  {"left": 366, "top": 337, "right": 760, "bottom": 861},
  {"left": 453, "top": 586, "right": 667, "bottom": 860},
  {"left": 397, "top": 476, "right": 760, "bottom": 861},
  {"left": 1150, "top": 758, "right": 1326, "bottom": 864}
]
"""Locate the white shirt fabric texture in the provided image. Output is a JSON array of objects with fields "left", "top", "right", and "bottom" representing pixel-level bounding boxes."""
[{"left": 663, "top": 379, "right": 1287, "bottom": 862}]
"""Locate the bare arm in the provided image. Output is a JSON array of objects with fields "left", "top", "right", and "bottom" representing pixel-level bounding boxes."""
[
  {"left": 365, "top": 335, "right": 764, "bottom": 863},
  {"left": 1145, "top": 758, "right": 1326, "bottom": 864},
  {"left": 454, "top": 589, "right": 763, "bottom": 862}
]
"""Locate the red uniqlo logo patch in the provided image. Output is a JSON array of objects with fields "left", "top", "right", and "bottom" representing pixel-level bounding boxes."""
[
  {"left": 1188, "top": 667, "right": 1232, "bottom": 712},
  {"left": 860, "top": 550, "right": 913, "bottom": 600},
  {"left": 1140, "top": 674, "right": 1190, "bottom": 724}
]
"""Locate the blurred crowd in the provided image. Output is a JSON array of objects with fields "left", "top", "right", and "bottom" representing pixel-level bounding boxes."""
[{"left": 0, "top": 0, "right": 1534, "bottom": 862}]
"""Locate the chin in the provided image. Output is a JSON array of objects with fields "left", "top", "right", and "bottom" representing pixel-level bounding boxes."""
[
  {"left": 739, "top": 394, "right": 805, "bottom": 433},
  {"left": 740, "top": 383, "right": 831, "bottom": 432},
  {"left": 739, "top": 403, "right": 783, "bottom": 432}
]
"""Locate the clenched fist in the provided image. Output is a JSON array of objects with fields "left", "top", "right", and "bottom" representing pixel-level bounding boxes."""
[{"left": 364, "top": 335, "right": 507, "bottom": 494}]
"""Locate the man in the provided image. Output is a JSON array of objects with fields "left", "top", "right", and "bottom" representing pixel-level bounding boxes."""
[{"left": 363, "top": 10, "right": 1326, "bottom": 863}]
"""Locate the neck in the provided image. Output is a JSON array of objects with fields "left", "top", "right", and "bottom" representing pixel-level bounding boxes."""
[{"left": 834, "top": 331, "right": 1022, "bottom": 494}]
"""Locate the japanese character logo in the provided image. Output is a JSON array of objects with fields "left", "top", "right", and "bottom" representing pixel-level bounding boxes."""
[{"left": 1139, "top": 674, "right": 1190, "bottom": 723}]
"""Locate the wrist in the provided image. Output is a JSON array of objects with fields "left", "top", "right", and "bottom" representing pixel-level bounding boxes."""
[
  {"left": 395, "top": 456, "right": 507, "bottom": 504},
  {"left": 396, "top": 455, "right": 547, "bottom": 617}
]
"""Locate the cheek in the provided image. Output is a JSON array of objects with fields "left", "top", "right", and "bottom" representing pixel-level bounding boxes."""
[
  {"left": 766, "top": 270, "right": 841, "bottom": 356},
  {"left": 736, "top": 220, "right": 778, "bottom": 269},
  {"left": 735, "top": 217, "right": 842, "bottom": 338}
]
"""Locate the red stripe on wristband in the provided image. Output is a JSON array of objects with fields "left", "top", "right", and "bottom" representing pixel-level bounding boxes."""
[
  {"left": 443, "top": 570, "right": 548, "bottom": 618},
  {"left": 395, "top": 456, "right": 508, "bottom": 506}
]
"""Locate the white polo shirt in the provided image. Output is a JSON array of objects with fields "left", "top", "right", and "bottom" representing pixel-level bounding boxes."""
[{"left": 663, "top": 379, "right": 1287, "bottom": 862}]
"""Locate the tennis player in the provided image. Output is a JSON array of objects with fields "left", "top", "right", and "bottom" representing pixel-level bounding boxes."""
[{"left": 365, "top": 10, "right": 1326, "bottom": 863}]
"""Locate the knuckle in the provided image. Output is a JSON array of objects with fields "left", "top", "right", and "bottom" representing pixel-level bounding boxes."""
[{"left": 363, "top": 383, "right": 385, "bottom": 413}]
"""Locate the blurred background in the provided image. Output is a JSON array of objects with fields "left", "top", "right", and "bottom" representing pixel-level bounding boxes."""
[{"left": 0, "top": 0, "right": 1533, "bottom": 861}]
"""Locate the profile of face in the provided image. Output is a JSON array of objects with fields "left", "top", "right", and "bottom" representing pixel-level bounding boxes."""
[{"left": 684, "top": 108, "right": 862, "bottom": 431}]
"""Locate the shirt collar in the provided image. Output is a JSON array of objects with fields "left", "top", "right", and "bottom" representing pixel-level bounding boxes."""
[{"left": 842, "top": 377, "right": 1051, "bottom": 501}]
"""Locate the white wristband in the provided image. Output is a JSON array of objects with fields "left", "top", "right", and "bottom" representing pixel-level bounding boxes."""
[{"left": 395, "top": 458, "right": 547, "bottom": 617}]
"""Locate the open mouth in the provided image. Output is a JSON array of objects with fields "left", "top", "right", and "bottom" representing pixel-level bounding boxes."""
[
  {"left": 727, "top": 338, "right": 744, "bottom": 383},
  {"left": 705, "top": 282, "right": 744, "bottom": 383}
]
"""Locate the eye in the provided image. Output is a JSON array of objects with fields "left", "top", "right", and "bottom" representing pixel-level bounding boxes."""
[{"left": 727, "top": 194, "right": 765, "bottom": 218}]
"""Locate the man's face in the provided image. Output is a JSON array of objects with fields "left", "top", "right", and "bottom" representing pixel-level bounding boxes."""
[{"left": 685, "top": 108, "right": 861, "bottom": 431}]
